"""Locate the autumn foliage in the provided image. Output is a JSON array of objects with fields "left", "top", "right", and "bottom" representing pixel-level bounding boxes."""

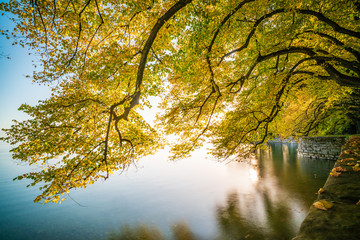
[{"left": 0, "top": 0, "right": 359, "bottom": 202}]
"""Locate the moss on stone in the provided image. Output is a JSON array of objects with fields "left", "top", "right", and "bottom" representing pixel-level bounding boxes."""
[{"left": 293, "top": 136, "right": 360, "bottom": 240}]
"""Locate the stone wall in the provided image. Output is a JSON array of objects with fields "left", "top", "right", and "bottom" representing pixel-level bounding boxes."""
[
  {"left": 293, "top": 136, "right": 360, "bottom": 240},
  {"left": 298, "top": 136, "right": 346, "bottom": 160}
]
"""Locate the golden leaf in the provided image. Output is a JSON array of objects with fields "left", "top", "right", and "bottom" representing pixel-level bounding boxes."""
[
  {"left": 352, "top": 166, "right": 360, "bottom": 172},
  {"left": 346, "top": 162, "right": 356, "bottom": 166},
  {"left": 313, "top": 200, "right": 333, "bottom": 211},
  {"left": 330, "top": 170, "right": 341, "bottom": 177},
  {"left": 343, "top": 150, "right": 353, "bottom": 154},
  {"left": 339, "top": 158, "right": 355, "bottom": 162},
  {"left": 317, "top": 188, "right": 325, "bottom": 194},
  {"left": 334, "top": 166, "right": 348, "bottom": 172}
]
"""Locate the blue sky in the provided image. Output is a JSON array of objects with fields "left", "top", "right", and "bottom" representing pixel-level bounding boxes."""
[
  {"left": 0, "top": 10, "right": 158, "bottom": 138},
  {"left": 0, "top": 14, "right": 50, "bottom": 133}
]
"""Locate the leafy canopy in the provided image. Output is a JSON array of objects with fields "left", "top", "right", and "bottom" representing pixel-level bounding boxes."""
[{"left": 0, "top": 0, "right": 359, "bottom": 203}]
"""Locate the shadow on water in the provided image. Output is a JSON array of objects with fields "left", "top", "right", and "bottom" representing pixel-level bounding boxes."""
[
  {"left": 108, "top": 222, "right": 197, "bottom": 240},
  {"left": 108, "top": 192, "right": 295, "bottom": 240},
  {"left": 107, "top": 143, "right": 334, "bottom": 240},
  {"left": 216, "top": 192, "right": 294, "bottom": 240},
  {"left": 215, "top": 192, "right": 266, "bottom": 240}
]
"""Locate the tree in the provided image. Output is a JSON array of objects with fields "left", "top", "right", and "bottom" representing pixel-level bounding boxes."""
[{"left": 0, "top": 0, "right": 359, "bottom": 203}]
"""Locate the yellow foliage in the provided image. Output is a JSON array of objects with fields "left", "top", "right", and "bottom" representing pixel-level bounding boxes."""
[
  {"left": 330, "top": 169, "right": 341, "bottom": 177},
  {"left": 352, "top": 166, "right": 360, "bottom": 172},
  {"left": 313, "top": 200, "right": 334, "bottom": 211},
  {"left": 1, "top": 0, "right": 359, "bottom": 203},
  {"left": 317, "top": 188, "right": 325, "bottom": 195}
]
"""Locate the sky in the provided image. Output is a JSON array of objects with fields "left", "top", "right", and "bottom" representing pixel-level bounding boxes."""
[
  {"left": 0, "top": 11, "right": 159, "bottom": 138},
  {"left": 0, "top": 13, "right": 50, "bottom": 134}
]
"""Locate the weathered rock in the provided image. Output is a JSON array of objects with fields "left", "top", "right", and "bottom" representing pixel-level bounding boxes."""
[{"left": 293, "top": 136, "right": 360, "bottom": 240}]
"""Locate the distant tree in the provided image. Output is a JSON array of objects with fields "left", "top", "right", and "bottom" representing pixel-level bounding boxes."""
[{"left": 0, "top": 0, "right": 359, "bottom": 203}]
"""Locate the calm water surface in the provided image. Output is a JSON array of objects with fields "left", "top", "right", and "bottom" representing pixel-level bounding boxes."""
[{"left": 0, "top": 142, "right": 334, "bottom": 240}]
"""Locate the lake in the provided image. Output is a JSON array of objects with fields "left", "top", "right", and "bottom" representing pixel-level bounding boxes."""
[{"left": 0, "top": 142, "right": 334, "bottom": 240}]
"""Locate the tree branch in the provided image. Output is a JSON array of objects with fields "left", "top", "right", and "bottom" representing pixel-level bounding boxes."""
[
  {"left": 219, "top": 8, "right": 286, "bottom": 64},
  {"left": 114, "top": 0, "right": 193, "bottom": 121},
  {"left": 297, "top": 9, "right": 360, "bottom": 39}
]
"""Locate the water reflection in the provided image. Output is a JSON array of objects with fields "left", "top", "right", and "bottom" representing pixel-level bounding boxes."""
[
  {"left": 216, "top": 192, "right": 266, "bottom": 240},
  {"left": 263, "top": 143, "right": 333, "bottom": 205},
  {"left": 108, "top": 224, "right": 166, "bottom": 240},
  {"left": 0, "top": 143, "right": 334, "bottom": 240},
  {"left": 107, "top": 143, "right": 334, "bottom": 240},
  {"left": 108, "top": 192, "right": 293, "bottom": 240},
  {"left": 108, "top": 222, "right": 197, "bottom": 240}
]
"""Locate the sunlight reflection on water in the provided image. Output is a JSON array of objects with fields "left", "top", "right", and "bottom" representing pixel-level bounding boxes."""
[{"left": 0, "top": 142, "right": 334, "bottom": 240}]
